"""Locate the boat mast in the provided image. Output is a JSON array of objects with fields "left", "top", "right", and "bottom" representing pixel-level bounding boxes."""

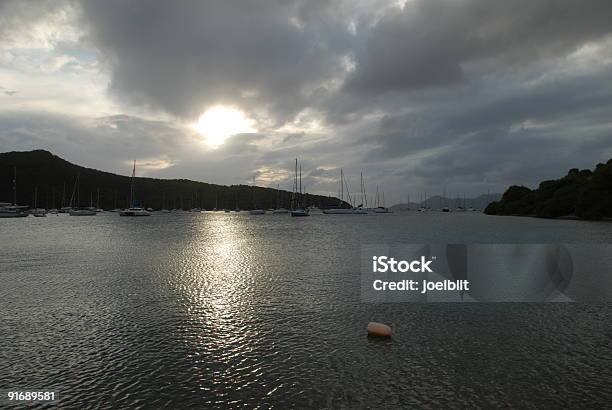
[
  {"left": 252, "top": 175, "right": 256, "bottom": 209},
  {"left": 299, "top": 163, "right": 302, "bottom": 208},
  {"left": 12, "top": 166, "right": 16, "bottom": 206},
  {"left": 130, "top": 160, "right": 135, "bottom": 208},
  {"left": 291, "top": 158, "right": 297, "bottom": 211},
  {"left": 360, "top": 172, "right": 364, "bottom": 208},
  {"left": 339, "top": 168, "right": 344, "bottom": 206},
  {"left": 76, "top": 173, "right": 80, "bottom": 207},
  {"left": 376, "top": 185, "right": 380, "bottom": 207}
]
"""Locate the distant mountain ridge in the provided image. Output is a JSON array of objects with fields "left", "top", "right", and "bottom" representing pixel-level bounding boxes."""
[
  {"left": 0, "top": 150, "right": 347, "bottom": 210},
  {"left": 391, "top": 193, "right": 501, "bottom": 211}
]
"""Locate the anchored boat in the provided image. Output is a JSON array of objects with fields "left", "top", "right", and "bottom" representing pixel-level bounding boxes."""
[{"left": 120, "top": 160, "right": 151, "bottom": 217}]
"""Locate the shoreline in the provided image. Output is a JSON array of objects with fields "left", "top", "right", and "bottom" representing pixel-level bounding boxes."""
[{"left": 487, "top": 213, "right": 612, "bottom": 223}]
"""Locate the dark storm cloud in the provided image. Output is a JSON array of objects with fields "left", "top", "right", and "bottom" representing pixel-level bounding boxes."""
[
  {"left": 78, "top": 0, "right": 353, "bottom": 123},
  {"left": 345, "top": 0, "right": 612, "bottom": 95}
]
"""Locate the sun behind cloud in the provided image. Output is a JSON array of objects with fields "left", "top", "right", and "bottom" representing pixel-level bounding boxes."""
[{"left": 194, "top": 105, "right": 257, "bottom": 147}]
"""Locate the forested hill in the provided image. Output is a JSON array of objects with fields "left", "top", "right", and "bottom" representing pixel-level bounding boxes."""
[
  {"left": 485, "top": 159, "right": 612, "bottom": 220},
  {"left": 0, "top": 150, "right": 347, "bottom": 210}
]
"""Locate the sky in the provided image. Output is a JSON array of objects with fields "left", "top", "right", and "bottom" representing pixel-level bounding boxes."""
[{"left": 1, "top": 0, "right": 612, "bottom": 205}]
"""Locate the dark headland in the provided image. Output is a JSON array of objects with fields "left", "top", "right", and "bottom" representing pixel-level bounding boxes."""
[
  {"left": 0, "top": 150, "right": 348, "bottom": 210},
  {"left": 485, "top": 159, "right": 612, "bottom": 220}
]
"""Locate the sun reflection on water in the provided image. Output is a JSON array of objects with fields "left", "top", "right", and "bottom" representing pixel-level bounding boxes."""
[{"left": 169, "top": 213, "right": 278, "bottom": 397}]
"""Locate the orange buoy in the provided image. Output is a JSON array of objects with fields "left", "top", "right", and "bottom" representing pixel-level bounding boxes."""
[{"left": 367, "top": 322, "right": 392, "bottom": 337}]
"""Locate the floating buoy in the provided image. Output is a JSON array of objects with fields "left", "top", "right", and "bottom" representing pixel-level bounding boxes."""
[{"left": 367, "top": 322, "right": 392, "bottom": 337}]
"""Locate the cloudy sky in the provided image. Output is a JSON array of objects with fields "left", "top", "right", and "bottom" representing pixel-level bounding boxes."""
[{"left": 2, "top": 0, "right": 612, "bottom": 204}]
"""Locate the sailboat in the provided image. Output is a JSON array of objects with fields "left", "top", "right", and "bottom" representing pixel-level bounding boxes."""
[
  {"left": 273, "top": 184, "right": 289, "bottom": 214},
  {"left": 32, "top": 186, "right": 47, "bottom": 217},
  {"left": 69, "top": 173, "right": 97, "bottom": 216},
  {"left": 249, "top": 176, "right": 266, "bottom": 214},
  {"left": 353, "top": 172, "right": 369, "bottom": 214},
  {"left": 373, "top": 187, "right": 392, "bottom": 213},
  {"left": 0, "top": 167, "right": 29, "bottom": 218},
  {"left": 234, "top": 193, "right": 240, "bottom": 212},
  {"left": 441, "top": 186, "right": 451, "bottom": 212},
  {"left": 323, "top": 168, "right": 355, "bottom": 214},
  {"left": 94, "top": 189, "right": 103, "bottom": 212},
  {"left": 160, "top": 192, "right": 171, "bottom": 213},
  {"left": 189, "top": 192, "right": 202, "bottom": 212},
  {"left": 291, "top": 159, "right": 309, "bottom": 217},
  {"left": 120, "top": 161, "right": 151, "bottom": 216}
]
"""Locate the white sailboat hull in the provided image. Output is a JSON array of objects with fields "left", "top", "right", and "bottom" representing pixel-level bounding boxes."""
[
  {"left": 290, "top": 208, "right": 309, "bottom": 217},
  {"left": 120, "top": 208, "right": 151, "bottom": 216},
  {"left": 322, "top": 208, "right": 354, "bottom": 214}
]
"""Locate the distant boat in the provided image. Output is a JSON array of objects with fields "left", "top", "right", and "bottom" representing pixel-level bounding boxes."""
[
  {"left": 442, "top": 207, "right": 451, "bottom": 212},
  {"left": 273, "top": 183, "right": 289, "bottom": 214},
  {"left": 290, "top": 159, "right": 309, "bottom": 217},
  {"left": 160, "top": 192, "right": 170, "bottom": 212},
  {"left": 250, "top": 175, "right": 266, "bottom": 215},
  {"left": 322, "top": 168, "right": 353, "bottom": 214},
  {"left": 68, "top": 173, "right": 97, "bottom": 216},
  {"left": 291, "top": 208, "right": 309, "bottom": 217},
  {"left": 69, "top": 207, "right": 97, "bottom": 216},
  {"left": 31, "top": 186, "right": 47, "bottom": 217},
  {"left": 120, "top": 207, "right": 150, "bottom": 216},
  {"left": 0, "top": 204, "right": 29, "bottom": 218},
  {"left": 0, "top": 168, "right": 29, "bottom": 217},
  {"left": 354, "top": 172, "right": 370, "bottom": 214},
  {"left": 322, "top": 208, "right": 354, "bottom": 214},
  {"left": 373, "top": 207, "right": 391, "bottom": 213},
  {"left": 120, "top": 160, "right": 151, "bottom": 217},
  {"left": 371, "top": 186, "right": 391, "bottom": 213},
  {"left": 94, "top": 189, "right": 103, "bottom": 212}
]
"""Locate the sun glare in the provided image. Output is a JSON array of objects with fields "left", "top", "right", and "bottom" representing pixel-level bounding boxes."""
[{"left": 195, "top": 105, "right": 256, "bottom": 147}]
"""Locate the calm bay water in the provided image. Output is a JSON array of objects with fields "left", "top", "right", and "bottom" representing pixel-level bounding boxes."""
[{"left": 1, "top": 212, "right": 612, "bottom": 408}]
